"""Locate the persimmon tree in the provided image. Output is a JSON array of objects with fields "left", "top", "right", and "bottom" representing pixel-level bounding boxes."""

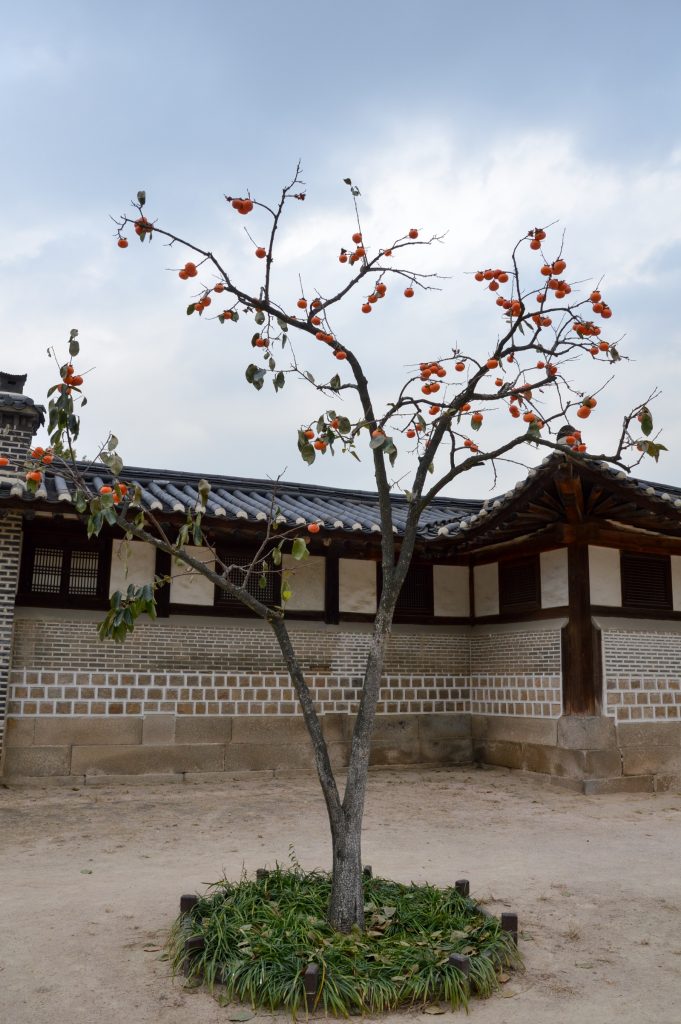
[{"left": 21, "top": 167, "right": 663, "bottom": 932}]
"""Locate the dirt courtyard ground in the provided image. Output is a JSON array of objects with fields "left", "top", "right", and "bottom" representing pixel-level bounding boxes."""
[{"left": 2, "top": 765, "right": 681, "bottom": 1024}]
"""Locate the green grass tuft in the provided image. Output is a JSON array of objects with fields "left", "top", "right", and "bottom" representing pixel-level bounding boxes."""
[{"left": 168, "top": 866, "right": 522, "bottom": 1017}]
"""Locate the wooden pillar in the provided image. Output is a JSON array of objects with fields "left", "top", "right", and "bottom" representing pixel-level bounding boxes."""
[{"left": 562, "top": 543, "right": 601, "bottom": 715}]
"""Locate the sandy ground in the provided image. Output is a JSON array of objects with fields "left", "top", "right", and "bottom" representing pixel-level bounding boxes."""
[{"left": 2, "top": 765, "right": 681, "bottom": 1024}]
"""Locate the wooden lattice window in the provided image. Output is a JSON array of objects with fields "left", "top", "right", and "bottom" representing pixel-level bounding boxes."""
[
  {"left": 394, "top": 562, "right": 434, "bottom": 619},
  {"left": 214, "top": 551, "right": 281, "bottom": 608},
  {"left": 498, "top": 554, "right": 541, "bottom": 614},
  {"left": 18, "top": 531, "right": 110, "bottom": 608},
  {"left": 621, "top": 551, "right": 672, "bottom": 610}
]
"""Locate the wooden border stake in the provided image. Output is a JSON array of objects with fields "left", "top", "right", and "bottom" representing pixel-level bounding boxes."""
[
  {"left": 454, "top": 879, "right": 470, "bottom": 897},
  {"left": 500, "top": 912, "right": 519, "bottom": 946},
  {"left": 180, "top": 894, "right": 199, "bottom": 915},
  {"left": 303, "top": 963, "right": 319, "bottom": 1010}
]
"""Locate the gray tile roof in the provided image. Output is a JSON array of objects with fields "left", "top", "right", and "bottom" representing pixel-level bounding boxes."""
[
  {"left": 0, "top": 392, "right": 45, "bottom": 424},
  {"left": 2, "top": 453, "right": 680, "bottom": 544},
  {"left": 0, "top": 463, "right": 481, "bottom": 539}
]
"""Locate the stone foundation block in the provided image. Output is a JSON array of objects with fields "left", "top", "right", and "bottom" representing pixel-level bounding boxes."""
[
  {"left": 3, "top": 745, "right": 71, "bottom": 777},
  {"left": 223, "top": 741, "right": 314, "bottom": 772},
  {"left": 622, "top": 746, "right": 681, "bottom": 777},
  {"left": 3, "top": 718, "right": 36, "bottom": 747},
  {"left": 231, "top": 718, "right": 309, "bottom": 744},
  {"left": 371, "top": 717, "right": 419, "bottom": 743},
  {"left": 472, "top": 715, "right": 558, "bottom": 746},
  {"left": 557, "top": 715, "right": 616, "bottom": 751},
  {"left": 418, "top": 714, "right": 471, "bottom": 741},
  {"left": 175, "top": 717, "right": 232, "bottom": 744},
  {"left": 370, "top": 742, "right": 421, "bottom": 766},
  {"left": 616, "top": 722, "right": 681, "bottom": 748},
  {"left": 320, "top": 714, "right": 349, "bottom": 742},
  {"left": 34, "top": 717, "right": 142, "bottom": 746},
  {"left": 583, "top": 775, "right": 655, "bottom": 795},
  {"left": 71, "top": 743, "right": 225, "bottom": 776},
  {"left": 418, "top": 737, "right": 472, "bottom": 764},
  {"left": 477, "top": 740, "right": 526, "bottom": 772},
  {"left": 142, "top": 715, "right": 176, "bottom": 745},
  {"left": 654, "top": 773, "right": 681, "bottom": 793}
]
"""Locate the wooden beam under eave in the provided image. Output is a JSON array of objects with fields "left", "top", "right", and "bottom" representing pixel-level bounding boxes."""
[
  {"left": 575, "top": 521, "right": 681, "bottom": 555},
  {"left": 555, "top": 468, "right": 585, "bottom": 523},
  {"left": 467, "top": 523, "right": 566, "bottom": 563}
]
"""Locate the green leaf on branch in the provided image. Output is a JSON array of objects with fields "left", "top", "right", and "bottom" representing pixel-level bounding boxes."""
[
  {"left": 273, "top": 371, "right": 285, "bottom": 392},
  {"left": 299, "top": 442, "right": 315, "bottom": 465},
  {"left": 639, "top": 409, "right": 653, "bottom": 437},
  {"left": 245, "top": 364, "right": 266, "bottom": 391},
  {"left": 384, "top": 441, "right": 398, "bottom": 467},
  {"left": 370, "top": 433, "right": 387, "bottom": 449},
  {"left": 291, "top": 538, "right": 309, "bottom": 561},
  {"left": 276, "top": 318, "right": 288, "bottom": 333},
  {"left": 101, "top": 452, "right": 123, "bottom": 477},
  {"left": 328, "top": 374, "right": 341, "bottom": 392},
  {"left": 137, "top": 190, "right": 146, "bottom": 207},
  {"left": 107, "top": 435, "right": 118, "bottom": 451},
  {"left": 254, "top": 311, "right": 266, "bottom": 326},
  {"left": 271, "top": 545, "right": 282, "bottom": 567},
  {"left": 338, "top": 416, "right": 351, "bottom": 434},
  {"left": 187, "top": 304, "right": 196, "bottom": 315},
  {"left": 68, "top": 329, "right": 80, "bottom": 357},
  {"left": 638, "top": 439, "right": 668, "bottom": 462}
]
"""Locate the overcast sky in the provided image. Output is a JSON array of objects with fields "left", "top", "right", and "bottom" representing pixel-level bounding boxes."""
[{"left": 3, "top": 0, "right": 681, "bottom": 499}]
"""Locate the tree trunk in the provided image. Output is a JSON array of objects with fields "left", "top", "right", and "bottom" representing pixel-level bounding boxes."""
[{"left": 328, "top": 814, "right": 364, "bottom": 932}]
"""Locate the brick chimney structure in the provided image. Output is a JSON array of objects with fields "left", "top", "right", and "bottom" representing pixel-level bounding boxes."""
[{"left": 0, "top": 373, "right": 44, "bottom": 760}]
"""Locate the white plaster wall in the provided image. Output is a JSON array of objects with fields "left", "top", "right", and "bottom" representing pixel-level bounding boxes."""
[
  {"left": 109, "top": 540, "right": 156, "bottom": 596},
  {"left": 281, "top": 554, "right": 325, "bottom": 611},
  {"left": 473, "top": 562, "right": 499, "bottom": 617},
  {"left": 170, "top": 545, "right": 216, "bottom": 606},
  {"left": 540, "top": 548, "right": 569, "bottom": 608},
  {"left": 672, "top": 556, "right": 681, "bottom": 612},
  {"left": 433, "top": 565, "right": 469, "bottom": 617},
  {"left": 588, "top": 545, "right": 621, "bottom": 606},
  {"left": 339, "top": 558, "right": 376, "bottom": 614}
]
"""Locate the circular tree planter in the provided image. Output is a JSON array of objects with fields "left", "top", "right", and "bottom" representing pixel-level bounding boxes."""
[{"left": 171, "top": 867, "right": 521, "bottom": 1016}]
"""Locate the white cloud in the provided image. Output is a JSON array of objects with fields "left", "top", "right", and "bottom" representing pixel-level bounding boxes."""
[{"left": 18, "top": 125, "right": 681, "bottom": 497}]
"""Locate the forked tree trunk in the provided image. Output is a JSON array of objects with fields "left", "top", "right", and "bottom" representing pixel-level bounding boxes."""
[{"left": 328, "top": 814, "right": 365, "bottom": 932}]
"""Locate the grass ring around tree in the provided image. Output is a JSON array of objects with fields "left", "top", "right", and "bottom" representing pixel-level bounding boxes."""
[{"left": 169, "top": 866, "right": 522, "bottom": 1016}]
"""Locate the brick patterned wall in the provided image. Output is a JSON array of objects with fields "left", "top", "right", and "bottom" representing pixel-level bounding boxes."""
[
  {"left": 0, "top": 512, "right": 23, "bottom": 748},
  {"left": 12, "top": 619, "right": 472, "bottom": 675},
  {"left": 0, "top": 412, "right": 42, "bottom": 471},
  {"left": 7, "top": 617, "right": 560, "bottom": 720},
  {"left": 6, "top": 668, "right": 470, "bottom": 717},
  {"left": 469, "top": 628, "right": 562, "bottom": 718},
  {"left": 603, "top": 629, "right": 681, "bottom": 722}
]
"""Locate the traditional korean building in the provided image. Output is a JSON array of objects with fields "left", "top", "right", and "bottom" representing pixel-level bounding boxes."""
[{"left": 1, "top": 372, "right": 680, "bottom": 793}]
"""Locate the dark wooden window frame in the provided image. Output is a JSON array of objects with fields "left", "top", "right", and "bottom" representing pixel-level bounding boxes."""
[
  {"left": 498, "top": 553, "right": 541, "bottom": 615},
  {"left": 168, "top": 544, "right": 325, "bottom": 621},
  {"left": 17, "top": 525, "right": 112, "bottom": 610},
  {"left": 620, "top": 550, "right": 673, "bottom": 611},
  {"left": 377, "top": 561, "right": 434, "bottom": 623}
]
